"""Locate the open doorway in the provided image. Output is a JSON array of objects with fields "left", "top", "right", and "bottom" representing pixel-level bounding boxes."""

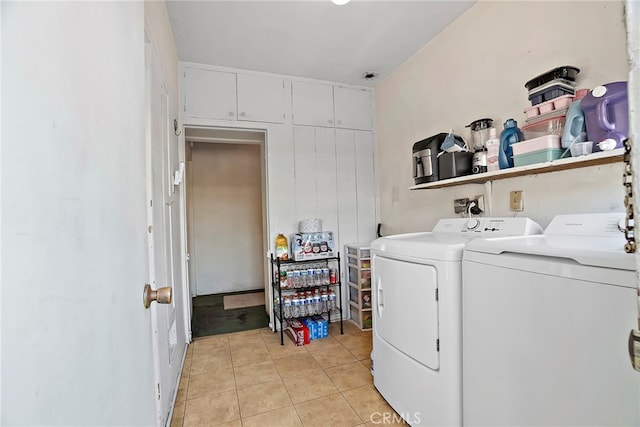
[{"left": 184, "top": 127, "right": 269, "bottom": 338}]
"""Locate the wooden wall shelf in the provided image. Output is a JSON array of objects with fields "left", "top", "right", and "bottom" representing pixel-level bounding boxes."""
[{"left": 410, "top": 148, "right": 624, "bottom": 190}]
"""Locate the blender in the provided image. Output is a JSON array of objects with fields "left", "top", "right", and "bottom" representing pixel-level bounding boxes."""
[{"left": 467, "top": 118, "right": 494, "bottom": 174}]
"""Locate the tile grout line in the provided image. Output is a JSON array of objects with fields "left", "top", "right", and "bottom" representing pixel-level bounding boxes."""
[{"left": 181, "top": 326, "right": 373, "bottom": 426}]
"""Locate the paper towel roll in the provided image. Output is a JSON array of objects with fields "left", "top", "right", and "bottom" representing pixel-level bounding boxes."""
[{"left": 299, "top": 219, "right": 322, "bottom": 233}]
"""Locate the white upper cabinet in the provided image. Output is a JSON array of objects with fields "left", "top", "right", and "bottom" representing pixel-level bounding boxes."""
[
  {"left": 292, "top": 81, "right": 334, "bottom": 127},
  {"left": 334, "top": 86, "right": 373, "bottom": 131},
  {"left": 237, "top": 74, "right": 286, "bottom": 124},
  {"left": 182, "top": 67, "right": 237, "bottom": 120},
  {"left": 180, "top": 63, "right": 375, "bottom": 131}
]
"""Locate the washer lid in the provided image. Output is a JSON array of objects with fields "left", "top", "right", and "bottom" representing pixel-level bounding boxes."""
[{"left": 465, "top": 213, "right": 633, "bottom": 271}]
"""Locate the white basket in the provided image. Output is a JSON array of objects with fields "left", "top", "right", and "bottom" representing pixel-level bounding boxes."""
[{"left": 299, "top": 219, "right": 322, "bottom": 233}]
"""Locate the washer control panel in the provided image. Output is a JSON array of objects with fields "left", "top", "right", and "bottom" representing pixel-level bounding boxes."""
[{"left": 432, "top": 217, "right": 543, "bottom": 236}]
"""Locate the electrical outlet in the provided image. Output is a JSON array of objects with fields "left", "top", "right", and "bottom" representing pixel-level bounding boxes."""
[
  {"left": 474, "top": 195, "right": 485, "bottom": 212},
  {"left": 510, "top": 191, "right": 524, "bottom": 211},
  {"left": 454, "top": 198, "right": 469, "bottom": 214}
]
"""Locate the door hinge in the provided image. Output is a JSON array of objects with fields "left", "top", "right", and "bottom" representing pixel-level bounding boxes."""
[
  {"left": 437, "top": 339, "right": 440, "bottom": 352},
  {"left": 157, "top": 383, "right": 161, "bottom": 400},
  {"left": 435, "top": 288, "right": 439, "bottom": 301}
]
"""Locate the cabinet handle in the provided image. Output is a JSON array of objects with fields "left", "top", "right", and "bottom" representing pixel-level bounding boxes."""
[
  {"left": 229, "top": 111, "right": 235, "bottom": 117},
  {"left": 240, "top": 112, "right": 246, "bottom": 117},
  {"left": 328, "top": 119, "right": 333, "bottom": 124},
  {"left": 337, "top": 120, "right": 342, "bottom": 125}
]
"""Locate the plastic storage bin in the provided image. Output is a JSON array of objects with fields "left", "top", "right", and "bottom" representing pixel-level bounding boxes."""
[
  {"left": 569, "top": 141, "right": 593, "bottom": 157},
  {"left": 349, "top": 286, "right": 371, "bottom": 308},
  {"left": 346, "top": 245, "right": 370, "bottom": 259},
  {"left": 525, "top": 98, "right": 572, "bottom": 119},
  {"left": 348, "top": 265, "right": 371, "bottom": 287},
  {"left": 513, "top": 148, "right": 564, "bottom": 167},
  {"left": 350, "top": 309, "right": 372, "bottom": 330},
  {"left": 521, "top": 116, "right": 566, "bottom": 140},
  {"left": 525, "top": 66, "right": 580, "bottom": 90},
  {"left": 512, "top": 135, "right": 561, "bottom": 156},
  {"left": 529, "top": 86, "right": 575, "bottom": 106}
]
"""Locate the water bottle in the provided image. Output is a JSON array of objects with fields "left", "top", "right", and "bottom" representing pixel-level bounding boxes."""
[
  {"left": 292, "top": 270, "right": 301, "bottom": 288},
  {"left": 274, "top": 295, "right": 280, "bottom": 318},
  {"left": 313, "top": 290, "right": 321, "bottom": 314},
  {"left": 298, "top": 293, "right": 306, "bottom": 317},
  {"left": 283, "top": 295, "right": 292, "bottom": 319},
  {"left": 499, "top": 118, "right": 524, "bottom": 169},
  {"left": 485, "top": 128, "right": 500, "bottom": 172},
  {"left": 321, "top": 291, "right": 329, "bottom": 313},
  {"left": 300, "top": 270, "right": 308, "bottom": 288},
  {"left": 306, "top": 291, "right": 314, "bottom": 316},
  {"left": 286, "top": 271, "right": 294, "bottom": 288},
  {"left": 328, "top": 290, "right": 337, "bottom": 312},
  {"left": 322, "top": 267, "right": 330, "bottom": 285},
  {"left": 291, "top": 294, "right": 300, "bottom": 318}
]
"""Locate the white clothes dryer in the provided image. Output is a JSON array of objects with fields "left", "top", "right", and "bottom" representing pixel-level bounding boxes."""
[
  {"left": 462, "top": 213, "right": 640, "bottom": 426},
  {"left": 370, "top": 217, "right": 542, "bottom": 426}
]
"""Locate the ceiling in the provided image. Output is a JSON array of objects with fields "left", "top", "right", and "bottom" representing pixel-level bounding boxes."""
[{"left": 165, "top": 0, "right": 476, "bottom": 87}]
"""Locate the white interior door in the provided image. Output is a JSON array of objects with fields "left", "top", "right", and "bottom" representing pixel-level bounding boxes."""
[{"left": 146, "top": 40, "right": 186, "bottom": 426}]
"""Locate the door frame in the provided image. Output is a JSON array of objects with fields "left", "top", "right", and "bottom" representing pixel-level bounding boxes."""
[{"left": 176, "top": 122, "right": 272, "bottom": 341}]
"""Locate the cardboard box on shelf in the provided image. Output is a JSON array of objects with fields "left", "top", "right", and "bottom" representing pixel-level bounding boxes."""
[{"left": 289, "top": 231, "right": 336, "bottom": 261}]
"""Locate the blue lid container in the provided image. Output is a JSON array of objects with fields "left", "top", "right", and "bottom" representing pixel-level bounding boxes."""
[{"left": 499, "top": 119, "right": 524, "bottom": 169}]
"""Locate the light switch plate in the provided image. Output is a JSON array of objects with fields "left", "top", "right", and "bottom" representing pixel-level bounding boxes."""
[{"left": 510, "top": 191, "right": 524, "bottom": 211}]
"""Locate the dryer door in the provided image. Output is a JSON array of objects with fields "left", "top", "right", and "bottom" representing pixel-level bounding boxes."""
[{"left": 373, "top": 255, "right": 439, "bottom": 369}]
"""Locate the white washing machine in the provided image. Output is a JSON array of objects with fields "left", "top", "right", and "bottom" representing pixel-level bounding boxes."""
[
  {"left": 371, "top": 217, "right": 542, "bottom": 426},
  {"left": 462, "top": 213, "right": 640, "bottom": 426}
]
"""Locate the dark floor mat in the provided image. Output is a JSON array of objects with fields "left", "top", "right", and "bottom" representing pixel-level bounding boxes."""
[{"left": 191, "top": 291, "right": 270, "bottom": 338}]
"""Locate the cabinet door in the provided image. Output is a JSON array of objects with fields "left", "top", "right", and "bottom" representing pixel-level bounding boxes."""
[
  {"left": 333, "top": 86, "right": 373, "bottom": 130},
  {"left": 292, "top": 81, "right": 334, "bottom": 127},
  {"left": 336, "top": 130, "right": 377, "bottom": 246},
  {"left": 237, "top": 74, "right": 286, "bottom": 124},
  {"left": 335, "top": 130, "right": 359, "bottom": 248},
  {"left": 354, "top": 131, "right": 376, "bottom": 241},
  {"left": 292, "top": 127, "right": 339, "bottom": 232},
  {"left": 182, "top": 67, "right": 237, "bottom": 120},
  {"left": 334, "top": 86, "right": 373, "bottom": 131}
]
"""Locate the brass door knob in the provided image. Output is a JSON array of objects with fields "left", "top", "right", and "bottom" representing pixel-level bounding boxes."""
[{"left": 143, "top": 284, "right": 172, "bottom": 309}]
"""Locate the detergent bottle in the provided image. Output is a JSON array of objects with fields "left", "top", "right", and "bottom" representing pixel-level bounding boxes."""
[
  {"left": 499, "top": 119, "right": 524, "bottom": 169},
  {"left": 561, "top": 89, "right": 589, "bottom": 148},
  {"left": 581, "top": 81, "right": 629, "bottom": 151}
]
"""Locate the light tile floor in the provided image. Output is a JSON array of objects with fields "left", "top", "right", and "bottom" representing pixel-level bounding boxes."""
[{"left": 171, "top": 321, "right": 408, "bottom": 426}]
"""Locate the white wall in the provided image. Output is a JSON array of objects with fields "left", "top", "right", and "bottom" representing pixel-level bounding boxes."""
[
  {"left": 376, "top": 0, "right": 629, "bottom": 232},
  {"left": 145, "top": 1, "right": 179, "bottom": 95},
  {"left": 190, "top": 142, "right": 265, "bottom": 295},
  {"left": 2, "top": 2, "right": 157, "bottom": 425}
]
